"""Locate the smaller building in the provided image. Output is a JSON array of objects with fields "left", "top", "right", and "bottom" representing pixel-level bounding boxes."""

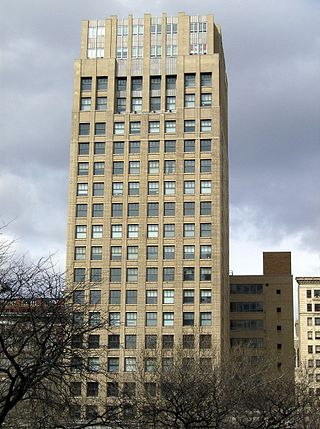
[
  {"left": 296, "top": 277, "right": 320, "bottom": 391},
  {"left": 230, "top": 252, "right": 294, "bottom": 377}
]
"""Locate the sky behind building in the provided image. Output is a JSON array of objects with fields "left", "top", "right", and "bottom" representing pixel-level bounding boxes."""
[{"left": 1, "top": 0, "right": 319, "bottom": 288}]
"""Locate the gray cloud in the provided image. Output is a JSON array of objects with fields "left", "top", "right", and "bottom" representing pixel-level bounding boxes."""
[{"left": 0, "top": 0, "right": 319, "bottom": 275}]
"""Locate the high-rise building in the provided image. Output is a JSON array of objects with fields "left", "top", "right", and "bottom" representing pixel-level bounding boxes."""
[
  {"left": 296, "top": 277, "right": 320, "bottom": 392},
  {"left": 230, "top": 252, "right": 294, "bottom": 377}
]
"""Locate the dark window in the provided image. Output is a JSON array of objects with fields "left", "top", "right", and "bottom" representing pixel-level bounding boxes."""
[
  {"left": 183, "top": 289, "right": 194, "bottom": 304},
  {"left": 132, "top": 77, "right": 142, "bottom": 91},
  {"left": 74, "top": 268, "right": 85, "bottom": 283},
  {"left": 117, "top": 97, "right": 126, "bottom": 113},
  {"left": 88, "top": 335, "right": 100, "bottom": 349},
  {"left": 107, "top": 382, "right": 119, "bottom": 397},
  {"left": 200, "top": 334, "right": 212, "bottom": 349},
  {"left": 200, "top": 72, "right": 212, "bottom": 87},
  {"left": 73, "top": 290, "right": 85, "bottom": 304},
  {"left": 162, "top": 335, "right": 174, "bottom": 349},
  {"left": 150, "top": 97, "right": 161, "bottom": 111},
  {"left": 184, "top": 159, "right": 195, "bottom": 173},
  {"left": 145, "top": 335, "right": 157, "bottom": 349},
  {"left": 79, "top": 123, "right": 90, "bottom": 135},
  {"left": 146, "top": 268, "right": 158, "bottom": 282},
  {"left": 166, "top": 75, "right": 176, "bottom": 90},
  {"left": 184, "top": 139, "right": 195, "bottom": 152},
  {"left": 148, "top": 140, "right": 160, "bottom": 153},
  {"left": 200, "top": 223, "right": 212, "bottom": 237},
  {"left": 148, "top": 202, "right": 159, "bottom": 217},
  {"left": 108, "top": 335, "right": 120, "bottom": 349},
  {"left": 164, "top": 202, "right": 175, "bottom": 216},
  {"left": 89, "top": 290, "right": 101, "bottom": 304},
  {"left": 76, "top": 204, "right": 87, "bottom": 217},
  {"left": 109, "top": 290, "right": 121, "bottom": 304},
  {"left": 184, "top": 120, "right": 195, "bottom": 133},
  {"left": 200, "top": 159, "right": 211, "bottom": 173},
  {"left": 185, "top": 73, "right": 196, "bottom": 87},
  {"left": 147, "top": 246, "right": 158, "bottom": 260},
  {"left": 183, "top": 268, "right": 195, "bottom": 281},
  {"left": 95, "top": 122, "right": 106, "bottom": 135},
  {"left": 86, "top": 382, "right": 99, "bottom": 397},
  {"left": 164, "top": 140, "right": 176, "bottom": 153},
  {"left": 70, "top": 382, "right": 81, "bottom": 396},
  {"left": 97, "top": 76, "right": 108, "bottom": 90},
  {"left": 125, "top": 335, "right": 137, "bottom": 349},
  {"left": 81, "top": 77, "right": 92, "bottom": 91},
  {"left": 183, "top": 312, "right": 194, "bottom": 326},
  {"left": 200, "top": 139, "right": 211, "bottom": 152},
  {"left": 113, "top": 161, "right": 124, "bottom": 174},
  {"left": 117, "top": 77, "right": 127, "bottom": 91},
  {"left": 184, "top": 202, "right": 195, "bottom": 216},
  {"left": 94, "top": 142, "right": 105, "bottom": 154},
  {"left": 78, "top": 142, "right": 89, "bottom": 155},
  {"left": 92, "top": 203, "right": 103, "bottom": 217},
  {"left": 90, "top": 268, "right": 102, "bottom": 282},
  {"left": 200, "top": 201, "right": 211, "bottom": 215},
  {"left": 183, "top": 334, "right": 194, "bottom": 349},
  {"left": 150, "top": 76, "right": 161, "bottom": 90},
  {"left": 200, "top": 267, "right": 211, "bottom": 281}
]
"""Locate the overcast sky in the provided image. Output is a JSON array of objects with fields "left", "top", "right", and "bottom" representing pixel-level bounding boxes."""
[{"left": 1, "top": 0, "right": 319, "bottom": 287}]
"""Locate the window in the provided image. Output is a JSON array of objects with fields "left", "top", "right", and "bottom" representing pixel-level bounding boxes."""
[
  {"left": 201, "top": 181, "right": 212, "bottom": 194},
  {"left": 183, "top": 334, "right": 194, "bottom": 349},
  {"left": 200, "top": 139, "right": 211, "bottom": 152},
  {"left": 200, "top": 334, "right": 212, "bottom": 349},
  {"left": 73, "top": 268, "right": 86, "bottom": 282},
  {"left": 163, "top": 245, "right": 175, "bottom": 259},
  {"left": 131, "top": 97, "right": 142, "bottom": 112},
  {"left": 90, "top": 268, "right": 101, "bottom": 282},
  {"left": 163, "top": 312, "right": 174, "bottom": 326},
  {"left": 112, "top": 182, "right": 123, "bottom": 196},
  {"left": 185, "top": 73, "right": 196, "bottom": 87},
  {"left": 184, "top": 159, "right": 195, "bottom": 173},
  {"left": 163, "top": 290, "right": 174, "bottom": 304},
  {"left": 92, "top": 203, "right": 103, "bottom": 217},
  {"left": 117, "top": 77, "right": 127, "bottom": 91},
  {"left": 80, "top": 97, "right": 91, "bottom": 111},
  {"left": 184, "top": 202, "right": 195, "bottom": 216},
  {"left": 78, "top": 162, "right": 88, "bottom": 176},
  {"left": 166, "top": 96, "right": 176, "bottom": 111},
  {"left": 128, "top": 203, "right": 139, "bottom": 217},
  {"left": 146, "top": 312, "right": 157, "bottom": 326},
  {"left": 125, "top": 357, "right": 136, "bottom": 372},
  {"left": 201, "top": 72, "right": 212, "bottom": 87},
  {"left": 126, "top": 312, "right": 137, "bottom": 327},
  {"left": 184, "top": 140, "right": 195, "bottom": 152},
  {"left": 78, "top": 142, "right": 89, "bottom": 155},
  {"left": 145, "top": 335, "right": 157, "bottom": 349},
  {"left": 183, "top": 312, "right": 194, "bottom": 326},
  {"left": 148, "top": 140, "right": 160, "bottom": 153},
  {"left": 75, "top": 225, "right": 87, "bottom": 239},
  {"left": 149, "top": 121, "right": 160, "bottom": 133},
  {"left": 184, "top": 181, "right": 195, "bottom": 195},
  {"left": 151, "top": 45, "right": 162, "bottom": 58},
  {"left": 146, "top": 290, "right": 158, "bottom": 305},
  {"left": 200, "top": 223, "right": 211, "bottom": 238},
  {"left": 114, "top": 122, "right": 125, "bottom": 135},
  {"left": 127, "top": 268, "right": 138, "bottom": 283},
  {"left": 163, "top": 267, "right": 175, "bottom": 281},
  {"left": 129, "top": 161, "right": 140, "bottom": 175},
  {"left": 128, "top": 182, "right": 140, "bottom": 195},
  {"left": 200, "top": 312, "right": 212, "bottom": 326},
  {"left": 113, "top": 161, "right": 124, "bottom": 175},
  {"left": 307, "top": 303, "right": 312, "bottom": 312},
  {"left": 150, "top": 76, "right": 161, "bottom": 90},
  {"left": 108, "top": 357, "right": 119, "bottom": 373},
  {"left": 147, "top": 246, "right": 158, "bottom": 260},
  {"left": 162, "top": 335, "right": 174, "bottom": 349},
  {"left": 86, "top": 382, "right": 99, "bottom": 397},
  {"left": 92, "top": 182, "right": 104, "bottom": 197},
  {"left": 183, "top": 245, "right": 195, "bottom": 260},
  {"left": 96, "top": 97, "right": 107, "bottom": 110},
  {"left": 150, "top": 97, "right": 161, "bottom": 111},
  {"left": 200, "top": 267, "right": 211, "bottom": 281},
  {"left": 129, "top": 141, "right": 140, "bottom": 154},
  {"left": 164, "top": 140, "right": 175, "bottom": 153},
  {"left": 147, "top": 224, "right": 158, "bottom": 238},
  {"left": 185, "top": 94, "right": 195, "bottom": 108},
  {"left": 111, "top": 246, "right": 122, "bottom": 261},
  {"left": 200, "top": 289, "right": 212, "bottom": 303},
  {"left": 112, "top": 203, "right": 123, "bottom": 218},
  {"left": 148, "top": 182, "right": 159, "bottom": 195},
  {"left": 164, "top": 181, "right": 176, "bottom": 195},
  {"left": 91, "top": 246, "right": 102, "bottom": 260},
  {"left": 127, "top": 224, "right": 139, "bottom": 238},
  {"left": 166, "top": 75, "right": 176, "bottom": 90},
  {"left": 130, "top": 121, "right": 141, "bottom": 134},
  {"left": 201, "top": 93, "right": 212, "bottom": 107},
  {"left": 88, "top": 335, "right": 100, "bottom": 349},
  {"left": 73, "top": 290, "right": 85, "bottom": 304},
  {"left": 125, "top": 335, "right": 137, "bottom": 349},
  {"left": 89, "top": 290, "right": 101, "bottom": 304},
  {"left": 200, "top": 245, "right": 212, "bottom": 260},
  {"left": 89, "top": 312, "right": 100, "bottom": 327},
  {"left": 81, "top": 77, "right": 92, "bottom": 91},
  {"left": 95, "top": 122, "right": 105, "bottom": 135},
  {"left": 200, "top": 201, "right": 212, "bottom": 215},
  {"left": 107, "top": 382, "right": 119, "bottom": 397},
  {"left": 165, "top": 120, "right": 176, "bottom": 133},
  {"left": 113, "top": 142, "right": 124, "bottom": 155},
  {"left": 131, "top": 77, "right": 142, "bottom": 91},
  {"left": 164, "top": 224, "right": 175, "bottom": 238},
  {"left": 96, "top": 76, "right": 107, "bottom": 90},
  {"left": 110, "top": 268, "right": 121, "bottom": 283},
  {"left": 164, "top": 202, "right": 175, "bottom": 217},
  {"left": 126, "top": 290, "right": 137, "bottom": 304},
  {"left": 70, "top": 382, "right": 82, "bottom": 397},
  {"left": 76, "top": 204, "right": 87, "bottom": 217},
  {"left": 146, "top": 268, "right": 158, "bottom": 282},
  {"left": 164, "top": 160, "right": 176, "bottom": 174},
  {"left": 127, "top": 246, "right": 138, "bottom": 260},
  {"left": 183, "top": 223, "right": 195, "bottom": 238},
  {"left": 200, "top": 119, "right": 212, "bottom": 132},
  {"left": 77, "top": 183, "right": 88, "bottom": 196},
  {"left": 117, "top": 97, "right": 126, "bottom": 113},
  {"left": 184, "top": 120, "right": 195, "bottom": 133},
  {"left": 183, "top": 267, "right": 195, "bottom": 281},
  {"left": 148, "top": 160, "right": 159, "bottom": 174},
  {"left": 111, "top": 224, "right": 122, "bottom": 239},
  {"left": 183, "top": 289, "right": 194, "bottom": 304},
  {"left": 147, "top": 202, "right": 159, "bottom": 217},
  {"left": 79, "top": 123, "right": 90, "bottom": 135},
  {"left": 200, "top": 159, "right": 212, "bottom": 173}
]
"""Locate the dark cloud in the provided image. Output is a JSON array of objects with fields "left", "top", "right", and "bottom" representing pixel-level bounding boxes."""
[{"left": 0, "top": 0, "right": 319, "bottom": 275}]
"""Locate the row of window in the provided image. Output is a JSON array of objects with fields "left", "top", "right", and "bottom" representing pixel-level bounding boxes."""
[
  {"left": 307, "top": 331, "right": 320, "bottom": 340},
  {"left": 75, "top": 223, "right": 212, "bottom": 240},
  {"left": 74, "top": 266, "right": 212, "bottom": 283},
  {"left": 75, "top": 244, "right": 212, "bottom": 261},
  {"left": 78, "top": 182, "right": 212, "bottom": 198},
  {"left": 230, "top": 284, "right": 263, "bottom": 294},
  {"left": 306, "top": 289, "right": 320, "bottom": 298},
  {"left": 307, "top": 303, "right": 320, "bottom": 312},
  {"left": 78, "top": 120, "right": 213, "bottom": 136},
  {"left": 80, "top": 93, "right": 212, "bottom": 112},
  {"left": 73, "top": 289, "right": 212, "bottom": 306},
  {"left": 308, "top": 345, "right": 320, "bottom": 354},
  {"left": 78, "top": 139, "right": 212, "bottom": 156},
  {"left": 76, "top": 201, "right": 213, "bottom": 218},
  {"left": 230, "top": 319, "right": 264, "bottom": 330},
  {"left": 81, "top": 73, "right": 211, "bottom": 93},
  {"left": 307, "top": 317, "right": 320, "bottom": 326}
]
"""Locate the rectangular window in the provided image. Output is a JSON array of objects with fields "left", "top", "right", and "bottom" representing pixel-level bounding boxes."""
[
  {"left": 111, "top": 246, "right": 122, "bottom": 261},
  {"left": 113, "top": 161, "right": 124, "bottom": 174},
  {"left": 127, "top": 224, "right": 139, "bottom": 238},
  {"left": 86, "top": 382, "right": 99, "bottom": 397},
  {"left": 93, "top": 182, "right": 104, "bottom": 196},
  {"left": 164, "top": 202, "right": 175, "bottom": 217},
  {"left": 79, "top": 123, "right": 90, "bottom": 136},
  {"left": 128, "top": 203, "right": 139, "bottom": 217},
  {"left": 147, "top": 224, "right": 159, "bottom": 238},
  {"left": 163, "top": 245, "right": 175, "bottom": 259},
  {"left": 164, "top": 181, "right": 176, "bottom": 195},
  {"left": 150, "top": 76, "right": 161, "bottom": 90},
  {"left": 164, "top": 140, "right": 176, "bottom": 153},
  {"left": 112, "top": 182, "right": 123, "bottom": 196},
  {"left": 183, "top": 312, "right": 194, "bottom": 326},
  {"left": 184, "top": 140, "right": 195, "bottom": 152},
  {"left": 148, "top": 182, "right": 159, "bottom": 195},
  {"left": 74, "top": 269, "right": 85, "bottom": 283},
  {"left": 163, "top": 267, "right": 175, "bottom": 281},
  {"left": 200, "top": 245, "right": 212, "bottom": 259},
  {"left": 201, "top": 93, "right": 212, "bottom": 107},
  {"left": 200, "top": 181, "right": 212, "bottom": 194},
  {"left": 201, "top": 72, "right": 212, "bottom": 87},
  {"left": 146, "top": 312, "right": 157, "bottom": 326},
  {"left": 130, "top": 121, "right": 141, "bottom": 134},
  {"left": 200, "top": 289, "right": 212, "bottom": 303},
  {"left": 184, "top": 159, "right": 195, "bottom": 173},
  {"left": 185, "top": 73, "right": 196, "bottom": 87},
  {"left": 146, "top": 267, "right": 158, "bottom": 282},
  {"left": 166, "top": 96, "right": 176, "bottom": 111},
  {"left": 97, "top": 76, "right": 108, "bottom": 90},
  {"left": 200, "top": 201, "right": 211, "bottom": 215},
  {"left": 131, "top": 77, "right": 143, "bottom": 91},
  {"left": 116, "top": 97, "right": 126, "bottom": 113},
  {"left": 162, "top": 335, "right": 174, "bottom": 349},
  {"left": 163, "top": 312, "right": 174, "bottom": 327},
  {"left": 108, "top": 357, "right": 119, "bottom": 373},
  {"left": 81, "top": 77, "right": 92, "bottom": 91},
  {"left": 149, "top": 121, "right": 160, "bottom": 133},
  {"left": 163, "top": 290, "right": 174, "bottom": 304},
  {"left": 200, "top": 139, "right": 211, "bottom": 152},
  {"left": 148, "top": 202, "right": 159, "bottom": 217},
  {"left": 128, "top": 182, "right": 140, "bottom": 195},
  {"left": 113, "top": 141, "right": 124, "bottom": 155},
  {"left": 111, "top": 224, "right": 122, "bottom": 239},
  {"left": 80, "top": 97, "right": 91, "bottom": 111},
  {"left": 90, "top": 268, "right": 101, "bottom": 282},
  {"left": 200, "top": 119, "right": 212, "bottom": 132},
  {"left": 110, "top": 268, "right": 121, "bottom": 283},
  {"left": 73, "top": 290, "right": 85, "bottom": 304},
  {"left": 78, "top": 163, "right": 88, "bottom": 176},
  {"left": 93, "top": 162, "right": 104, "bottom": 175},
  {"left": 183, "top": 267, "right": 195, "bottom": 281},
  {"left": 95, "top": 122, "right": 105, "bottom": 135},
  {"left": 150, "top": 96, "right": 161, "bottom": 112},
  {"left": 164, "top": 160, "right": 176, "bottom": 174},
  {"left": 91, "top": 246, "right": 102, "bottom": 260},
  {"left": 78, "top": 142, "right": 89, "bottom": 155},
  {"left": 184, "top": 181, "right": 195, "bottom": 195},
  {"left": 183, "top": 245, "right": 195, "bottom": 260},
  {"left": 165, "top": 120, "right": 176, "bottom": 133},
  {"left": 131, "top": 97, "right": 142, "bottom": 112},
  {"left": 127, "top": 246, "right": 138, "bottom": 260},
  {"left": 92, "top": 203, "right": 103, "bottom": 217},
  {"left": 125, "top": 357, "right": 136, "bottom": 373},
  {"left": 200, "top": 159, "right": 212, "bottom": 173},
  {"left": 77, "top": 183, "right": 88, "bottom": 196},
  {"left": 109, "top": 290, "right": 121, "bottom": 305},
  {"left": 148, "top": 160, "right": 160, "bottom": 174},
  {"left": 200, "top": 267, "right": 212, "bottom": 281},
  {"left": 127, "top": 268, "right": 138, "bottom": 283},
  {"left": 114, "top": 122, "right": 125, "bottom": 135},
  {"left": 96, "top": 97, "right": 107, "bottom": 110},
  {"left": 129, "top": 141, "right": 140, "bottom": 154},
  {"left": 183, "top": 334, "right": 194, "bottom": 349},
  {"left": 200, "top": 312, "right": 212, "bottom": 326},
  {"left": 76, "top": 204, "right": 87, "bottom": 217},
  {"left": 146, "top": 290, "right": 158, "bottom": 305},
  {"left": 183, "top": 223, "right": 195, "bottom": 237},
  {"left": 183, "top": 289, "right": 194, "bottom": 304},
  {"left": 146, "top": 334, "right": 157, "bottom": 349},
  {"left": 166, "top": 75, "right": 176, "bottom": 90},
  {"left": 184, "top": 94, "right": 195, "bottom": 108},
  {"left": 112, "top": 203, "right": 123, "bottom": 217},
  {"left": 126, "top": 290, "right": 137, "bottom": 304},
  {"left": 147, "top": 246, "right": 158, "bottom": 260},
  {"left": 164, "top": 224, "right": 175, "bottom": 238},
  {"left": 125, "top": 335, "right": 137, "bottom": 349},
  {"left": 129, "top": 161, "right": 140, "bottom": 175},
  {"left": 117, "top": 77, "right": 127, "bottom": 91},
  {"left": 184, "top": 202, "right": 195, "bottom": 216},
  {"left": 184, "top": 120, "right": 195, "bottom": 133},
  {"left": 126, "top": 312, "right": 137, "bottom": 327},
  {"left": 75, "top": 225, "right": 87, "bottom": 239},
  {"left": 148, "top": 140, "right": 160, "bottom": 153}
]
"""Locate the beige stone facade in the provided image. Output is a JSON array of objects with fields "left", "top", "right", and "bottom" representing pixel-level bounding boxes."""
[
  {"left": 230, "top": 252, "right": 294, "bottom": 377},
  {"left": 66, "top": 12, "right": 228, "bottom": 416},
  {"left": 296, "top": 277, "right": 320, "bottom": 391}
]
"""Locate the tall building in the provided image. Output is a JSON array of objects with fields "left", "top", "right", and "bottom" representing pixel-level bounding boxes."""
[
  {"left": 296, "top": 277, "right": 320, "bottom": 392},
  {"left": 230, "top": 252, "right": 294, "bottom": 376}
]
